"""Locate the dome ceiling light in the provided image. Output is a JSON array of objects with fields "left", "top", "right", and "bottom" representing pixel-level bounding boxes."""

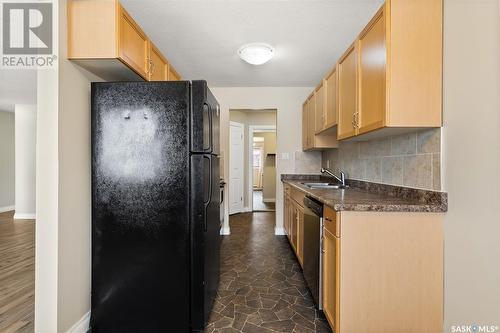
[{"left": 238, "top": 43, "right": 275, "bottom": 65}]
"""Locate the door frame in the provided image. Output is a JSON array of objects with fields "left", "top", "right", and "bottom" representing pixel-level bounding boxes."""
[
  {"left": 248, "top": 125, "right": 276, "bottom": 212},
  {"left": 229, "top": 121, "right": 245, "bottom": 215}
]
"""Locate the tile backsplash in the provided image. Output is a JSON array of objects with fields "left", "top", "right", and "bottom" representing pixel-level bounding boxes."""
[
  {"left": 321, "top": 129, "right": 441, "bottom": 191},
  {"left": 294, "top": 150, "right": 322, "bottom": 174}
]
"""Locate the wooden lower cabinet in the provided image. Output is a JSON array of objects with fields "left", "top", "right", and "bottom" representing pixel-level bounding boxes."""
[
  {"left": 283, "top": 187, "right": 305, "bottom": 267},
  {"left": 290, "top": 205, "right": 297, "bottom": 252},
  {"left": 322, "top": 210, "right": 444, "bottom": 333},
  {"left": 283, "top": 185, "right": 444, "bottom": 333},
  {"left": 295, "top": 204, "right": 304, "bottom": 266},
  {"left": 322, "top": 228, "right": 339, "bottom": 332}
]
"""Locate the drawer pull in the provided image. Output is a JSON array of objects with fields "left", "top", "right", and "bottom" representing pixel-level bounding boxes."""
[{"left": 325, "top": 217, "right": 333, "bottom": 221}]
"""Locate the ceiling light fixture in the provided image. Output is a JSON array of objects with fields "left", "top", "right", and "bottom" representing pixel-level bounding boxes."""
[{"left": 238, "top": 43, "right": 275, "bottom": 65}]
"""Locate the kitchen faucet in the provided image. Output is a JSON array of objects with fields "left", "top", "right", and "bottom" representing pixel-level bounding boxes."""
[{"left": 321, "top": 168, "right": 348, "bottom": 188}]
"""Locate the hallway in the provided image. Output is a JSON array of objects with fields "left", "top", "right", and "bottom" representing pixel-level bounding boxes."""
[
  {"left": 252, "top": 191, "right": 275, "bottom": 212},
  {"left": 205, "top": 212, "right": 330, "bottom": 333}
]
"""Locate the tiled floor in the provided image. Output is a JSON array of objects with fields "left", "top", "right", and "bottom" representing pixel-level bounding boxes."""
[
  {"left": 205, "top": 212, "right": 331, "bottom": 333},
  {"left": 252, "top": 190, "right": 276, "bottom": 212}
]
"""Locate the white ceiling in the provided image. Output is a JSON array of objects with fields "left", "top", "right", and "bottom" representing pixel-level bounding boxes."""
[
  {"left": 121, "top": 0, "right": 384, "bottom": 87},
  {"left": 0, "top": 70, "right": 37, "bottom": 112}
]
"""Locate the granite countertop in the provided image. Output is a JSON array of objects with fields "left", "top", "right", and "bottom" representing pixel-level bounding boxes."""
[{"left": 282, "top": 174, "right": 447, "bottom": 213}]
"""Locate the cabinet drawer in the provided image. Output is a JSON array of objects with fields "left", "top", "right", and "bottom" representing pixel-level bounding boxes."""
[{"left": 324, "top": 206, "right": 340, "bottom": 237}]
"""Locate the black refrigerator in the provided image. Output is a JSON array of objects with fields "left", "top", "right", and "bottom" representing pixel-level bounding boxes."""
[{"left": 90, "top": 81, "right": 221, "bottom": 333}]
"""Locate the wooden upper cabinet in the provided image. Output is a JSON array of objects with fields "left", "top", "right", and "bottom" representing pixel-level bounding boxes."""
[
  {"left": 324, "top": 67, "right": 337, "bottom": 129},
  {"left": 300, "top": 0, "right": 442, "bottom": 142},
  {"left": 118, "top": 5, "right": 149, "bottom": 79},
  {"left": 314, "top": 83, "right": 325, "bottom": 134},
  {"left": 387, "top": 0, "right": 442, "bottom": 127},
  {"left": 358, "top": 7, "right": 386, "bottom": 135},
  {"left": 307, "top": 93, "right": 316, "bottom": 148},
  {"left": 302, "top": 90, "right": 339, "bottom": 151},
  {"left": 148, "top": 42, "right": 168, "bottom": 81},
  {"left": 335, "top": 0, "right": 442, "bottom": 140},
  {"left": 67, "top": 0, "right": 180, "bottom": 82},
  {"left": 168, "top": 65, "right": 182, "bottom": 81},
  {"left": 302, "top": 102, "right": 308, "bottom": 150},
  {"left": 337, "top": 44, "right": 358, "bottom": 140}
]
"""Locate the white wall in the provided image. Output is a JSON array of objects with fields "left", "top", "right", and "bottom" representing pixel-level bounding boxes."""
[
  {"left": 442, "top": 0, "right": 500, "bottom": 329},
  {"left": 14, "top": 104, "right": 36, "bottom": 219},
  {"left": 0, "top": 111, "right": 15, "bottom": 212},
  {"left": 211, "top": 87, "right": 321, "bottom": 235},
  {"left": 255, "top": 132, "right": 277, "bottom": 202},
  {"left": 36, "top": 0, "right": 103, "bottom": 331}
]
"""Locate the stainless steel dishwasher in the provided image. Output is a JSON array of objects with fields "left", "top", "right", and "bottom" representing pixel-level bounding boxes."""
[{"left": 302, "top": 195, "right": 323, "bottom": 310}]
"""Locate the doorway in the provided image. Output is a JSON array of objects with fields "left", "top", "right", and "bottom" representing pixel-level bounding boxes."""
[
  {"left": 250, "top": 128, "right": 276, "bottom": 212},
  {"left": 228, "top": 109, "right": 277, "bottom": 215},
  {"left": 229, "top": 121, "right": 245, "bottom": 214}
]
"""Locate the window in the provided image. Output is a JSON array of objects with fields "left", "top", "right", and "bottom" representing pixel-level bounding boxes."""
[{"left": 253, "top": 148, "right": 262, "bottom": 168}]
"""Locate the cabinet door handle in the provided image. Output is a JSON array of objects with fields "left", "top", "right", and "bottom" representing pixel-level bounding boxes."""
[{"left": 325, "top": 217, "right": 332, "bottom": 222}]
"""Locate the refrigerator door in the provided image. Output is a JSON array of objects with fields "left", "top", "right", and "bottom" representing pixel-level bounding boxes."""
[
  {"left": 190, "top": 154, "right": 221, "bottom": 331},
  {"left": 191, "top": 80, "right": 220, "bottom": 156},
  {"left": 204, "top": 155, "right": 221, "bottom": 321},
  {"left": 91, "top": 81, "right": 191, "bottom": 333}
]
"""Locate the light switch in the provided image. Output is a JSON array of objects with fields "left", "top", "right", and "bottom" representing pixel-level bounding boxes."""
[{"left": 281, "top": 152, "right": 289, "bottom": 160}]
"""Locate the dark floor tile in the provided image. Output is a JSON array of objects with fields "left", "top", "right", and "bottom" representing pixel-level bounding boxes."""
[
  {"left": 261, "top": 319, "right": 296, "bottom": 332},
  {"left": 258, "top": 309, "right": 279, "bottom": 323},
  {"left": 205, "top": 212, "right": 332, "bottom": 333},
  {"left": 241, "top": 322, "right": 274, "bottom": 333},
  {"left": 291, "top": 313, "right": 315, "bottom": 330},
  {"left": 220, "top": 302, "right": 235, "bottom": 319},
  {"left": 275, "top": 307, "right": 295, "bottom": 320},
  {"left": 231, "top": 312, "right": 247, "bottom": 331},
  {"left": 213, "top": 316, "right": 233, "bottom": 329}
]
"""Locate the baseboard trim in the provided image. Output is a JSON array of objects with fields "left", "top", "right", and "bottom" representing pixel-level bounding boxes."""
[
  {"left": 66, "top": 311, "right": 90, "bottom": 333},
  {"left": 262, "top": 199, "right": 276, "bottom": 203},
  {"left": 0, "top": 205, "right": 15, "bottom": 213},
  {"left": 13, "top": 213, "right": 36, "bottom": 220},
  {"left": 220, "top": 227, "right": 231, "bottom": 235},
  {"left": 274, "top": 227, "right": 285, "bottom": 235}
]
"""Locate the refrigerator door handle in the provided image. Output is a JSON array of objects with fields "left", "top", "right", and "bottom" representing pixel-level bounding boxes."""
[
  {"left": 203, "top": 103, "right": 213, "bottom": 153},
  {"left": 203, "top": 155, "right": 213, "bottom": 232}
]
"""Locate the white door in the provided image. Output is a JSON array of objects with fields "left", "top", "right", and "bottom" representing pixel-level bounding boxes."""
[{"left": 229, "top": 122, "right": 244, "bottom": 214}]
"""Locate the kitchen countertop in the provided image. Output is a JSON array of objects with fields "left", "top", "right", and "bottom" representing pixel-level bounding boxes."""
[{"left": 282, "top": 174, "right": 447, "bottom": 213}]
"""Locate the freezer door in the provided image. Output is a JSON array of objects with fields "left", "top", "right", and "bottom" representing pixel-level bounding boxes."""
[
  {"left": 191, "top": 80, "right": 220, "bottom": 155},
  {"left": 190, "top": 154, "right": 221, "bottom": 331}
]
